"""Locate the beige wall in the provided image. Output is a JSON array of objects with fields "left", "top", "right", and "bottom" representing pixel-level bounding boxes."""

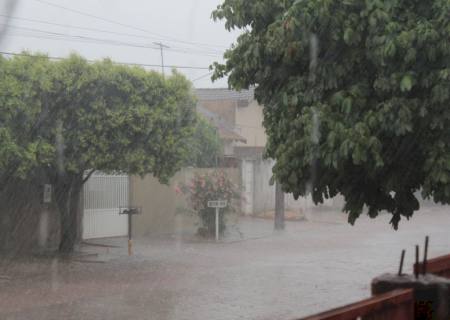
[
  {"left": 130, "top": 168, "right": 240, "bottom": 237},
  {"left": 200, "top": 100, "right": 236, "bottom": 124},
  {"left": 235, "top": 100, "right": 267, "bottom": 147}
]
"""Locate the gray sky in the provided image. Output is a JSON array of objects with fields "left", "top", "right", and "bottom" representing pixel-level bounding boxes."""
[{"left": 0, "top": 0, "right": 240, "bottom": 88}]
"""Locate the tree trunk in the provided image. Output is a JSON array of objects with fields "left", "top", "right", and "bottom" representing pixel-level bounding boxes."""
[
  {"left": 55, "top": 175, "right": 83, "bottom": 253},
  {"left": 274, "top": 181, "right": 285, "bottom": 230}
]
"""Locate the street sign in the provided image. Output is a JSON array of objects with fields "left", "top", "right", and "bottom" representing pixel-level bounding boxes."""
[
  {"left": 207, "top": 200, "right": 228, "bottom": 241},
  {"left": 118, "top": 206, "right": 142, "bottom": 256},
  {"left": 207, "top": 200, "right": 227, "bottom": 208}
]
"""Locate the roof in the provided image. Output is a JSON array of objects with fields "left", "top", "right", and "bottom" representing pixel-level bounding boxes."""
[
  {"left": 196, "top": 104, "right": 247, "bottom": 143},
  {"left": 195, "top": 87, "right": 255, "bottom": 101}
]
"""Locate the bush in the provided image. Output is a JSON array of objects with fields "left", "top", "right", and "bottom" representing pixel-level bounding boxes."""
[{"left": 177, "top": 170, "right": 240, "bottom": 237}]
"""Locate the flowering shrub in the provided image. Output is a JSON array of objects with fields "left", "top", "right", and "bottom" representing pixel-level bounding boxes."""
[{"left": 177, "top": 170, "right": 240, "bottom": 237}]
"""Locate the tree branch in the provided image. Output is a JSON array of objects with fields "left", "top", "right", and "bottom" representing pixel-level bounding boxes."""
[{"left": 82, "top": 169, "right": 96, "bottom": 185}]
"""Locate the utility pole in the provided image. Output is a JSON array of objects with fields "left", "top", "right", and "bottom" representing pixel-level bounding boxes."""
[
  {"left": 274, "top": 181, "right": 285, "bottom": 230},
  {"left": 153, "top": 41, "right": 170, "bottom": 77}
]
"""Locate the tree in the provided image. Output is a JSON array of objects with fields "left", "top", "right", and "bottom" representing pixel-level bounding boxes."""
[
  {"left": 0, "top": 54, "right": 54, "bottom": 188},
  {"left": 212, "top": 1, "right": 450, "bottom": 228},
  {"left": 0, "top": 53, "right": 196, "bottom": 252},
  {"left": 183, "top": 115, "right": 222, "bottom": 168}
]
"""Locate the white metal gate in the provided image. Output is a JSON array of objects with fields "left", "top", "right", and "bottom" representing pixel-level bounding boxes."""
[{"left": 82, "top": 173, "right": 129, "bottom": 239}]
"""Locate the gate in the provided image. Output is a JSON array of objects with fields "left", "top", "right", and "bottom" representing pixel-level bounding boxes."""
[{"left": 82, "top": 173, "right": 129, "bottom": 239}]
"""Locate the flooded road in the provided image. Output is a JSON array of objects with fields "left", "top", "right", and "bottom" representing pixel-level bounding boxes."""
[{"left": 1, "top": 205, "right": 449, "bottom": 320}]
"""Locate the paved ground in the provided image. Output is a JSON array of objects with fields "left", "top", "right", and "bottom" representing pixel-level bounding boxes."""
[{"left": 0, "top": 205, "right": 449, "bottom": 320}]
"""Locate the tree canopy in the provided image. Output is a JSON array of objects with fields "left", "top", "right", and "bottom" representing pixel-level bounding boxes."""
[
  {"left": 183, "top": 115, "right": 221, "bottom": 168},
  {"left": 212, "top": 0, "right": 450, "bottom": 228},
  {"left": 0, "top": 53, "right": 197, "bottom": 251}
]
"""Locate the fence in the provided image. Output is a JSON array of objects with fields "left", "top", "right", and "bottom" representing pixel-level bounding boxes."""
[
  {"left": 82, "top": 172, "right": 129, "bottom": 239},
  {"left": 298, "top": 289, "right": 414, "bottom": 320},
  {"left": 414, "top": 254, "right": 450, "bottom": 279}
]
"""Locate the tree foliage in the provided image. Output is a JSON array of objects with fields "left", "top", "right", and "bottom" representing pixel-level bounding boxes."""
[
  {"left": 213, "top": 0, "right": 450, "bottom": 228},
  {"left": 0, "top": 53, "right": 197, "bottom": 251},
  {"left": 183, "top": 115, "right": 221, "bottom": 168},
  {"left": 0, "top": 54, "right": 54, "bottom": 184}
]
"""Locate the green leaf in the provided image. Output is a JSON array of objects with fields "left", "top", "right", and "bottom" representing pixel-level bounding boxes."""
[{"left": 400, "top": 75, "right": 413, "bottom": 92}]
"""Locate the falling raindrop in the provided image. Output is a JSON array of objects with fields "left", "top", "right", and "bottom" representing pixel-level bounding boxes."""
[
  {"left": 55, "top": 120, "right": 65, "bottom": 175},
  {"left": 305, "top": 33, "right": 321, "bottom": 220},
  {"left": 38, "top": 208, "right": 49, "bottom": 248},
  {"left": 309, "top": 33, "right": 319, "bottom": 83}
]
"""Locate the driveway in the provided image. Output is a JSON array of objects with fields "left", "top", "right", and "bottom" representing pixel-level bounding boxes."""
[{"left": 1, "top": 205, "right": 449, "bottom": 320}]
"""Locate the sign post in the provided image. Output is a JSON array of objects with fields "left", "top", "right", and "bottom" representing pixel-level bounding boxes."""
[
  {"left": 207, "top": 200, "right": 227, "bottom": 241},
  {"left": 119, "top": 207, "right": 141, "bottom": 256}
]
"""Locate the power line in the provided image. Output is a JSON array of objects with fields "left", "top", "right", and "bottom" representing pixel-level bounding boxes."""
[
  {"left": 192, "top": 71, "right": 213, "bottom": 82},
  {"left": 32, "top": 0, "right": 230, "bottom": 50},
  {"left": 0, "top": 15, "right": 225, "bottom": 55},
  {"left": 0, "top": 50, "right": 210, "bottom": 70},
  {"left": 2, "top": 24, "right": 223, "bottom": 57},
  {"left": 0, "top": 14, "right": 166, "bottom": 42}
]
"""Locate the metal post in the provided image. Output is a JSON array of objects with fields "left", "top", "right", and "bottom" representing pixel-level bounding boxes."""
[
  {"left": 128, "top": 212, "right": 133, "bottom": 256},
  {"left": 423, "top": 236, "right": 429, "bottom": 275},
  {"left": 215, "top": 207, "right": 219, "bottom": 241},
  {"left": 398, "top": 249, "right": 405, "bottom": 276},
  {"left": 415, "top": 245, "right": 419, "bottom": 279},
  {"left": 153, "top": 41, "right": 170, "bottom": 77}
]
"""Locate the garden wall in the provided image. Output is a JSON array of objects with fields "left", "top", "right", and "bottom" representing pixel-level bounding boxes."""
[
  {"left": 0, "top": 179, "right": 60, "bottom": 254},
  {"left": 130, "top": 167, "right": 240, "bottom": 238}
]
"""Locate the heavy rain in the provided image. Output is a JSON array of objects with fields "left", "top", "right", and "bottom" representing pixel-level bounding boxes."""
[{"left": 1, "top": 1, "right": 449, "bottom": 320}]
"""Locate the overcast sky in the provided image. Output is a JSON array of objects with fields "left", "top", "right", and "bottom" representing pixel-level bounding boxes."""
[{"left": 0, "top": 0, "right": 240, "bottom": 88}]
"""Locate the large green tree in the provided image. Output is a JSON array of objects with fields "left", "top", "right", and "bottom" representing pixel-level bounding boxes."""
[
  {"left": 0, "top": 53, "right": 196, "bottom": 252},
  {"left": 212, "top": 0, "right": 450, "bottom": 228},
  {"left": 0, "top": 54, "right": 54, "bottom": 186}
]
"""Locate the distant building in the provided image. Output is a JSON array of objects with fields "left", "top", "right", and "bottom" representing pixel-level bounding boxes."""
[
  {"left": 194, "top": 88, "right": 339, "bottom": 216},
  {"left": 195, "top": 87, "right": 266, "bottom": 165}
]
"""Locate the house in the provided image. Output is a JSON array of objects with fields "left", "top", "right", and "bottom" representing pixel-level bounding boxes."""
[
  {"left": 195, "top": 88, "right": 339, "bottom": 217},
  {"left": 195, "top": 87, "right": 266, "bottom": 164},
  {"left": 126, "top": 88, "right": 342, "bottom": 239}
]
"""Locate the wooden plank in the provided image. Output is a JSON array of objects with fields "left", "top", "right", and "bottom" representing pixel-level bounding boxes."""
[
  {"left": 414, "top": 254, "right": 450, "bottom": 278},
  {"left": 298, "top": 289, "right": 414, "bottom": 320}
]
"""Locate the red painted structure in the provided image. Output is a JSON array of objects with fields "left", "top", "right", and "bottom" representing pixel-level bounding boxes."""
[
  {"left": 298, "top": 289, "right": 414, "bottom": 320},
  {"left": 414, "top": 254, "right": 450, "bottom": 278}
]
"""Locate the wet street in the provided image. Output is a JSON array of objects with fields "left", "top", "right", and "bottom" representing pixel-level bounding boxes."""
[{"left": 1, "top": 205, "right": 449, "bottom": 320}]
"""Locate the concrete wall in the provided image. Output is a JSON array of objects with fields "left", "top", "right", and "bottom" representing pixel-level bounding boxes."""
[
  {"left": 251, "top": 159, "right": 343, "bottom": 215},
  {"left": 0, "top": 180, "right": 60, "bottom": 253},
  {"left": 199, "top": 98, "right": 267, "bottom": 149},
  {"left": 130, "top": 168, "right": 240, "bottom": 238},
  {"left": 235, "top": 100, "right": 267, "bottom": 147}
]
